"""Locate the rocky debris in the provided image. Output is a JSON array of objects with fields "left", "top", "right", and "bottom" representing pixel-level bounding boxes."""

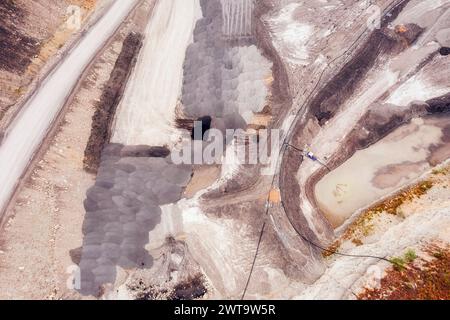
[
  {"left": 170, "top": 274, "right": 207, "bottom": 300},
  {"left": 391, "top": 23, "right": 424, "bottom": 46},
  {"left": 125, "top": 238, "right": 207, "bottom": 300},
  {"left": 78, "top": 150, "right": 192, "bottom": 296},
  {"left": 175, "top": 118, "right": 195, "bottom": 132},
  {"left": 0, "top": 22, "right": 39, "bottom": 74},
  {"left": 132, "top": 273, "right": 207, "bottom": 301},
  {"left": 84, "top": 32, "right": 143, "bottom": 173}
]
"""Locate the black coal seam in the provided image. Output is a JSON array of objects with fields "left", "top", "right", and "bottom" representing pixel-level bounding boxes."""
[{"left": 83, "top": 32, "right": 143, "bottom": 173}]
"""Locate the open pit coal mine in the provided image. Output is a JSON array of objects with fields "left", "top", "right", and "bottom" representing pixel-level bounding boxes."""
[{"left": 0, "top": 0, "right": 449, "bottom": 302}]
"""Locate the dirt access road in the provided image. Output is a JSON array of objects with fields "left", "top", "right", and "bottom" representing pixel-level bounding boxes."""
[{"left": 0, "top": 0, "right": 139, "bottom": 217}]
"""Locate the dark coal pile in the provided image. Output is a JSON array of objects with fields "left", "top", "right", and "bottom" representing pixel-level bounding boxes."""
[
  {"left": 439, "top": 47, "right": 450, "bottom": 56},
  {"left": 78, "top": 144, "right": 192, "bottom": 296}
]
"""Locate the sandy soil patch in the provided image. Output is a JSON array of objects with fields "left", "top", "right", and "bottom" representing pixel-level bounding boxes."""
[{"left": 184, "top": 166, "right": 221, "bottom": 198}]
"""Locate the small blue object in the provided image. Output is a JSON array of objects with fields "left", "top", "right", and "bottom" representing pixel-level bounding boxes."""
[{"left": 306, "top": 152, "right": 317, "bottom": 161}]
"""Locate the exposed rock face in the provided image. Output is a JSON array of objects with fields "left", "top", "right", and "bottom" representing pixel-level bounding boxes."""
[
  {"left": 310, "top": 22, "right": 425, "bottom": 126},
  {"left": 351, "top": 103, "right": 425, "bottom": 150},
  {"left": 311, "top": 30, "right": 396, "bottom": 125},
  {"left": 391, "top": 23, "right": 424, "bottom": 45},
  {"left": 351, "top": 93, "right": 450, "bottom": 152}
]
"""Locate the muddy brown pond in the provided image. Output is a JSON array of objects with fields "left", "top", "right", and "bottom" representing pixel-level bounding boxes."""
[{"left": 315, "top": 115, "right": 450, "bottom": 228}]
